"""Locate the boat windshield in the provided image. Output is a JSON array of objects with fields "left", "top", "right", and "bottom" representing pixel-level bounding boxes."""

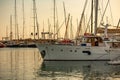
[{"left": 81, "top": 36, "right": 103, "bottom": 46}]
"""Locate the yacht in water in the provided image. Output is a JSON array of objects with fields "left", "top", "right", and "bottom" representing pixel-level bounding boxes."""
[
  {"left": 36, "top": 0, "right": 120, "bottom": 61},
  {"left": 36, "top": 35, "right": 120, "bottom": 61}
]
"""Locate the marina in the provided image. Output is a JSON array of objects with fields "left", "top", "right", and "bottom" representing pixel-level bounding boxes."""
[{"left": 0, "top": 0, "right": 120, "bottom": 80}]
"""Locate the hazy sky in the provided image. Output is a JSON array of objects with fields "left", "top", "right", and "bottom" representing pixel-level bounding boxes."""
[{"left": 0, "top": 0, "right": 120, "bottom": 40}]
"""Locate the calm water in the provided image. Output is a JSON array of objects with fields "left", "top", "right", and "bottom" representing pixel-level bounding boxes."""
[{"left": 0, "top": 48, "right": 120, "bottom": 80}]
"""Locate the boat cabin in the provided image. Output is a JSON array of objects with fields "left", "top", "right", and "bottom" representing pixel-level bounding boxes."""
[{"left": 81, "top": 36, "right": 103, "bottom": 46}]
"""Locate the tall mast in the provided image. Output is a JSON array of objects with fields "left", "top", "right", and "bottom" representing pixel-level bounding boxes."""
[
  {"left": 48, "top": 19, "right": 51, "bottom": 39},
  {"left": 63, "top": 2, "right": 67, "bottom": 26},
  {"left": 33, "top": 0, "right": 39, "bottom": 39},
  {"left": 10, "top": 15, "right": 13, "bottom": 40},
  {"left": 22, "top": 0, "right": 25, "bottom": 39},
  {"left": 36, "top": 13, "right": 40, "bottom": 39},
  {"left": 14, "top": 0, "right": 19, "bottom": 40},
  {"left": 55, "top": 2, "right": 59, "bottom": 39},
  {"left": 64, "top": 14, "right": 70, "bottom": 39},
  {"left": 75, "top": 0, "right": 88, "bottom": 38},
  {"left": 91, "top": 0, "right": 93, "bottom": 34},
  {"left": 33, "top": 0, "right": 36, "bottom": 39},
  {"left": 48, "top": 19, "right": 51, "bottom": 34},
  {"left": 94, "top": 0, "right": 99, "bottom": 35},
  {"left": 14, "top": 0, "right": 16, "bottom": 39},
  {"left": 53, "top": 0, "right": 56, "bottom": 39},
  {"left": 70, "top": 16, "right": 73, "bottom": 39},
  {"left": 6, "top": 26, "right": 8, "bottom": 38}
]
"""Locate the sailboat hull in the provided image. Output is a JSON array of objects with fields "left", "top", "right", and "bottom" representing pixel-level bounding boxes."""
[{"left": 36, "top": 43, "right": 120, "bottom": 61}]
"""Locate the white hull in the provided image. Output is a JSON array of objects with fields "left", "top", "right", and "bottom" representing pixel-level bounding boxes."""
[{"left": 36, "top": 43, "right": 120, "bottom": 61}]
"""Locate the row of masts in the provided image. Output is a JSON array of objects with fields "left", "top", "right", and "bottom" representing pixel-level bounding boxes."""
[
  {"left": 9, "top": 0, "right": 39, "bottom": 40},
  {"left": 9, "top": 0, "right": 24, "bottom": 40},
  {"left": 8, "top": 0, "right": 113, "bottom": 41}
]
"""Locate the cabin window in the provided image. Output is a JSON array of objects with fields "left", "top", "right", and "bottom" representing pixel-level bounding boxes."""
[
  {"left": 61, "top": 49, "right": 63, "bottom": 52},
  {"left": 51, "top": 49, "right": 54, "bottom": 51},
  {"left": 87, "top": 38, "right": 91, "bottom": 43},
  {"left": 70, "top": 50, "right": 72, "bottom": 52},
  {"left": 75, "top": 50, "right": 77, "bottom": 52}
]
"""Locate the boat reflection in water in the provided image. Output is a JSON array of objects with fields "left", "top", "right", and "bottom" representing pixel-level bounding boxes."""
[{"left": 38, "top": 61, "right": 120, "bottom": 80}]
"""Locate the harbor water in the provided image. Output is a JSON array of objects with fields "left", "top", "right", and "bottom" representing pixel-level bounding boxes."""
[{"left": 0, "top": 48, "right": 120, "bottom": 80}]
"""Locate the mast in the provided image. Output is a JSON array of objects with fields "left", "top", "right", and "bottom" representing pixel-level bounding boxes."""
[
  {"left": 75, "top": 0, "right": 88, "bottom": 38},
  {"left": 42, "top": 21, "right": 45, "bottom": 39},
  {"left": 55, "top": 2, "right": 59, "bottom": 39},
  {"left": 10, "top": 15, "right": 13, "bottom": 40},
  {"left": 48, "top": 19, "right": 51, "bottom": 34},
  {"left": 22, "top": 0, "right": 25, "bottom": 39},
  {"left": 94, "top": 0, "right": 99, "bottom": 35},
  {"left": 33, "top": 0, "right": 39, "bottom": 39},
  {"left": 36, "top": 13, "right": 39, "bottom": 39},
  {"left": 33, "top": 0, "right": 36, "bottom": 39},
  {"left": 6, "top": 26, "right": 8, "bottom": 38},
  {"left": 64, "top": 14, "right": 70, "bottom": 39},
  {"left": 53, "top": 0, "right": 56, "bottom": 39},
  {"left": 48, "top": 19, "right": 51, "bottom": 39},
  {"left": 14, "top": 0, "right": 16, "bottom": 39},
  {"left": 70, "top": 16, "right": 73, "bottom": 39},
  {"left": 63, "top": 2, "right": 67, "bottom": 26},
  {"left": 91, "top": 0, "right": 93, "bottom": 34},
  {"left": 14, "top": 0, "right": 19, "bottom": 40}
]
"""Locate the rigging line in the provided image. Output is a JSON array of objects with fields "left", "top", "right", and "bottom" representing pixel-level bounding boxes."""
[
  {"left": 116, "top": 19, "right": 120, "bottom": 29},
  {"left": 53, "top": 0, "right": 56, "bottom": 39},
  {"left": 64, "top": 13, "right": 70, "bottom": 39},
  {"left": 96, "top": 0, "right": 109, "bottom": 32},
  {"left": 99, "top": 0, "right": 104, "bottom": 20},
  {"left": 22, "top": 0, "right": 25, "bottom": 39},
  {"left": 36, "top": 13, "right": 40, "bottom": 39},
  {"left": 76, "top": 0, "right": 88, "bottom": 38},
  {"left": 85, "top": 15, "right": 91, "bottom": 33},
  {"left": 97, "top": 0, "right": 110, "bottom": 32},
  {"left": 85, "top": 0, "right": 94, "bottom": 34},
  {"left": 55, "top": 21, "right": 64, "bottom": 36},
  {"left": 55, "top": 2, "right": 59, "bottom": 39},
  {"left": 63, "top": 2, "right": 67, "bottom": 26},
  {"left": 70, "top": 16, "right": 74, "bottom": 39},
  {"left": 108, "top": 0, "right": 114, "bottom": 25}
]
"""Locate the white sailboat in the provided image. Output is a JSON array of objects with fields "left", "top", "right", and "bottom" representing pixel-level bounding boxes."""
[{"left": 36, "top": 0, "right": 120, "bottom": 61}]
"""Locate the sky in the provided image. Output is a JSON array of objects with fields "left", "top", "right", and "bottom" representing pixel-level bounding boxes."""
[{"left": 0, "top": 0, "right": 120, "bottom": 40}]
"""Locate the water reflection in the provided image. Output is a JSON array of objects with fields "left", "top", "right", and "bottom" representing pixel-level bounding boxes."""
[
  {"left": 0, "top": 48, "right": 120, "bottom": 80},
  {"left": 0, "top": 48, "right": 41, "bottom": 80},
  {"left": 38, "top": 61, "right": 120, "bottom": 80}
]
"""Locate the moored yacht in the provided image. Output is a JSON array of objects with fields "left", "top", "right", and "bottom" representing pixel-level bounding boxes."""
[
  {"left": 36, "top": 35, "right": 120, "bottom": 61},
  {"left": 36, "top": 0, "right": 120, "bottom": 61}
]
